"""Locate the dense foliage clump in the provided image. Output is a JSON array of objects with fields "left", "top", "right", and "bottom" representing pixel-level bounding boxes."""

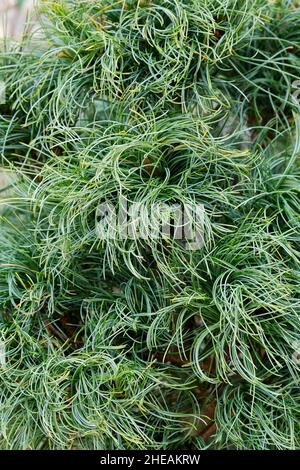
[{"left": 1, "top": 0, "right": 300, "bottom": 449}]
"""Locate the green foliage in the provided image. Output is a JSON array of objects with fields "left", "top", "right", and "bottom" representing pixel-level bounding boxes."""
[{"left": 1, "top": 0, "right": 300, "bottom": 450}]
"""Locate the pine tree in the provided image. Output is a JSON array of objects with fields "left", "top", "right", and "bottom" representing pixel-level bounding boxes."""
[{"left": 1, "top": 0, "right": 300, "bottom": 449}]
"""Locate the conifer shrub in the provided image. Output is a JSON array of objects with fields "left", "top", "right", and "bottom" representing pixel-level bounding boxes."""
[{"left": 1, "top": 0, "right": 300, "bottom": 450}]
